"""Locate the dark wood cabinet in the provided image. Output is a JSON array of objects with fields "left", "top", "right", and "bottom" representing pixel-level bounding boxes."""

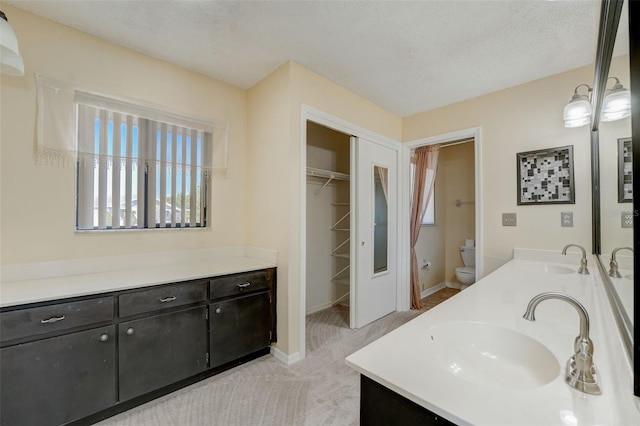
[
  {"left": 0, "top": 267, "right": 276, "bottom": 425},
  {"left": 118, "top": 306, "right": 208, "bottom": 400},
  {"left": 360, "top": 375, "right": 456, "bottom": 426},
  {"left": 0, "top": 325, "right": 117, "bottom": 426},
  {"left": 210, "top": 291, "right": 271, "bottom": 368}
]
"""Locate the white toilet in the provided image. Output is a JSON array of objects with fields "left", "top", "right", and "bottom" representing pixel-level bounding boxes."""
[{"left": 455, "top": 246, "right": 476, "bottom": 285}]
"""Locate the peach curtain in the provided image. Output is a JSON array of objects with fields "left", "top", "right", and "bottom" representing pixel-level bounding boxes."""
[{"left": 410, "top": 145, "right": 440, "bottom": 309}]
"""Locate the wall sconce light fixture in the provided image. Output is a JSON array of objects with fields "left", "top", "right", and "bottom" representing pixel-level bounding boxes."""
[
  {"left": 601, "top": 77, "right": 631, "bottom": 122},
  {"left": 0, "top": 10, "right": 25, "bottom": 76},
  {"left": 564, "top": 77, "right": 631, "bottom": 128},
  {"left": 563, "top": 84, "right": 592, "bottom": 128}
]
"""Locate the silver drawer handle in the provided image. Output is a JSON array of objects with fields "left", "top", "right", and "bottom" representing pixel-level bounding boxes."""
[
  {"left": 41, "top": 315, "right": 65, "bottom": 324},
  {"left": 215, "top": 307, "right": 221, "bottom": 314},
  {"left": 159, "top": 296, "right": 177, "bottom": 303},
  {"left": 126, "top": 327, "right": 135, "bottom": 335},
  {"left": 99, "top": 333, "right": 109, "bottom": 342},
  {"left": 237, "top": 282, "right": 251, "bottom": 288}
]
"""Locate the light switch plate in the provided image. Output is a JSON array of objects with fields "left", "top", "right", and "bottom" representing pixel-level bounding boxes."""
[
  {"left": 502, "top": 213, "right": 517, "bottom": 226},
  {"left": 621, "top": 211, "right": 634, "bottom": 229},
  {"left": 561, "top": 212, "right": 573, "bottom": 227}
]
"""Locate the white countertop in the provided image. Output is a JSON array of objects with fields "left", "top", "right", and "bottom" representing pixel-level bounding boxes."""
[
  {"left": 0, "top": 256, "right": 275, "bottom": 308},
  {"left": 346, "top": 255, "right": 640, "bottom": 425}
]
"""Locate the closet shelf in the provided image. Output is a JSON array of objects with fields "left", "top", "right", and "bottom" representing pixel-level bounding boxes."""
[
  {"left": 333, "top": 228, "right": 350, "bottom": 232},
  {"left": 331, "top": 202, "right": 350, "bottom": 206},
  {"left": 332, "top": 278, "right": 350, "bottom": 286},
  {"left": 306, "top": 167, "right": 350, "bottom": 181},
  {"left": 332, "top": 253, "right": 350, "bottom": 259}
]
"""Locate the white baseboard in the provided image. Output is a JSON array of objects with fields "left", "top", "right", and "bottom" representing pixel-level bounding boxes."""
[
  {"left": 420, "top": 282, "right": 446, "bottom": 299},
  {"left": 306, "top": 302, "right": 334, "bottom": 315},
  {"left": 271, "top": 346, "right": 301, "bottom": 365}
]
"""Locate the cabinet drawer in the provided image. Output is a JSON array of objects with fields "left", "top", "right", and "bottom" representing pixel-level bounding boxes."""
[
  {"left": 119, "top": 280, "right": 208, "bottom": 317},
  {"left": 209, "top": 269, "right": 271, "bottom": 300},
  {"left": 0, "top": 296, "right": 114, "bottom": 343}
]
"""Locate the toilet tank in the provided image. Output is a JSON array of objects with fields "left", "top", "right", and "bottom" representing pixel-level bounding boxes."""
[{"left": 460, "top": 246, "right": 476, "bottom": 267}]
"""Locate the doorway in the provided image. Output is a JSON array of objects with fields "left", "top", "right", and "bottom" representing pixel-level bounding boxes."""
[
  {"left": 300, "top": 106, "right": 403, "bottom": 360},
  {"left": 402, "top": 127, "right": 483, "bottom": 301}
]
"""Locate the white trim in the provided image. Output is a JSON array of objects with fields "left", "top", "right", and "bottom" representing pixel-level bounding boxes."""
[
  {"left": 300, "top": 104, "right": 402, "bottom": 361},
  {"left": 270, "top": 346, "right": 301, "bottom": 366},
  {"left": 420, "top": 282, "right": 446, "bottom": 299},
  {"left": 401, "top": 127, "right": 484, "bottom": 291}
]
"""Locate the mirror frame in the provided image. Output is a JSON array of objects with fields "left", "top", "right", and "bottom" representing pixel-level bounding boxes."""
[
  {"left": 591, "top": 0, "right": 638, "bottom": 396},
  {"left": 630, "top": 0, "right": 639, "bottom": 397}
]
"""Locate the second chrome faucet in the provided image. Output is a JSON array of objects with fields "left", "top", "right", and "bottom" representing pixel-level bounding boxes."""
[{"left": 562, "top": 244, "right": 589, "bottom": 274}]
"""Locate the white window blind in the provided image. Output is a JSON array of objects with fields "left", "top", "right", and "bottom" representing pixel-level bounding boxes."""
[{"left": 76, "top": 96, "right": 212, "bottom": 231}]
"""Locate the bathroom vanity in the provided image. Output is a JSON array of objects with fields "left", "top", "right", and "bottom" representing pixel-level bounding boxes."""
[
  {"left": 346, "top": 250, "right": 640, "bottom": 425},
  {"left": 0, "top": 254, "right": 276, "bottom": 426}
]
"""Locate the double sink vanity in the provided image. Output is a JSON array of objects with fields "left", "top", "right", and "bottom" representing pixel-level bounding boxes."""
[
  {"left": 346, "top": 248, "right": 640, "bottom": 425},
  {"left": 0, "top": 252, "right": 277, "bottom": 426}
]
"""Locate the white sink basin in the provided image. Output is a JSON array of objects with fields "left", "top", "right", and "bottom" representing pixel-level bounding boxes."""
[
  {"left": 425, "top": 321, "right": 560, "bottom": 390},
  {"left": 544, "top": 264, "right": 574, "bottom": 274}
]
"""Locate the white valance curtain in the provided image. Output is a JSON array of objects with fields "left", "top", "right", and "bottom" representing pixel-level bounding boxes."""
[{"left": 34, "top": 74, "right": 229, "bottom": 173}]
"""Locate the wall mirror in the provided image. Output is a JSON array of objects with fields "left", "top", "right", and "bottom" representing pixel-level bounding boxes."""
[
  {"left": 373, "top": 166, "right": 389, "bottom": 274},
  {"left": 591, "top": 0, "right": 637, "bottom": 395}
]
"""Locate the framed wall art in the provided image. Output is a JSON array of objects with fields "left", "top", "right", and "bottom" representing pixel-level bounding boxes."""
[
  {"left": 618, "top": 137, "right": 632, "bottom": 203},
  {"left": 516, "top": 145, "right": 575, "bottom": 205}
]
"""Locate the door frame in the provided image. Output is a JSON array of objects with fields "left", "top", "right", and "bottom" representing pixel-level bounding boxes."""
[
  {"left": 299, "top": 104, "right": 402, "bottom": 360},
  {"left": 402, "top": 127, "right": 483, "bottom": 294}
]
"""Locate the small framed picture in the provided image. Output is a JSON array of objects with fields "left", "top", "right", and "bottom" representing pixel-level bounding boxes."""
[
  {"left": 618, "top": 137, "right": 632, "bottom": 203},
  {"left": 516, "top": 145, "right": 575, "bottom": 205}
]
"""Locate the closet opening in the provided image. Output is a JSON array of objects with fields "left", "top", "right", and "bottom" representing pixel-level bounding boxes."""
[{"left": 305, "top": 121, "right": 352, "bottom": 350}]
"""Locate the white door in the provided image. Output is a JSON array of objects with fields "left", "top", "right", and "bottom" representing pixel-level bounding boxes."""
[{"left": 353, "top": 136, "right": 398, "bottom": 328}]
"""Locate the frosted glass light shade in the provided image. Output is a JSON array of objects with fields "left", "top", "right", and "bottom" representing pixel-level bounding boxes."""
[
  {"left": 0, "top": 14, "right": 20, "bottom": 57},
  {"left": 563, "top": 98, "right": 591, "bottom": 128},
  {"left": 601, "top": 89, "right": 631, "bottom": 122},
  {"left": 0, "top": 53, "right": 23, "bottom": 76}
]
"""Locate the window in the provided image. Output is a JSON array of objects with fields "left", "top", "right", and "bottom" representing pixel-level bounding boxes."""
[
  {"left": 76, "top": 94, "right": 212, "bottom": 231},
  {"left": 410, "top": 161, "right": 436, "bottom": 226}
]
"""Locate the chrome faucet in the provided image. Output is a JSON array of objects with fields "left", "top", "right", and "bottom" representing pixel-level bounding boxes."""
[
  {"left": 562, "top": 244, "right": 589, "bottom": 274},
  {"left": 523, "top": 292, "right": 601, "bottom": 395},
  {"left": 608, "top": 246, "right": 634, "bottom": 278}
]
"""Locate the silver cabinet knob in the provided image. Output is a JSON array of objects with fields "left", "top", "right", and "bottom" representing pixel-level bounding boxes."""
[
  {"left": 215, "top": 307, "right": 221, "bottom": 314},
  {"left": 99, "top": 333, "right": 109, "bottom": 342},
  {"left": 126, "top": 327, "right": 134, "bottom": 335}
]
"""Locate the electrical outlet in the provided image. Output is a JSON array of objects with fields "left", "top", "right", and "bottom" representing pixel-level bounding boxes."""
[
  {"left": 561, "top": 212, "right": 573, "bottom": 227},
  {"left": 621, "top": 211, "right": 634, "bottom": 229},
  {"left": 502, "top": 213, "right": 517, "bottom": 227}
]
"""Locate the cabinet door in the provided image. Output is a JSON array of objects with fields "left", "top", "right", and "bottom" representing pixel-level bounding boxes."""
[
  {"left": 118, "top": 306, "right": 207, "bottom": 401},
  {"left": 210, "top": 292, "right": 271, "bottom": 368},
  {"left": 0, "top": 326, "right": 116, "bottom": 426}
]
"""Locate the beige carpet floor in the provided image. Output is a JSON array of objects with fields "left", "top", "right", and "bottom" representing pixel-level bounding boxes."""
[{"left": 97, "top": 288, "right": 459, "bottom": 426}]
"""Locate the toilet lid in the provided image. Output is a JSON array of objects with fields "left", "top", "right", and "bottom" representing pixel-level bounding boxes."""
[{"left": 456, "top": 266, "right": 475, "bottom": 274}]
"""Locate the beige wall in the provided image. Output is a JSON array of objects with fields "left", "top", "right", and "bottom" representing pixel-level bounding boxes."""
[
  {"left": 247, "top": 61, "right": 402, "bottom": 356},
  {"left": 404, "top": 64, "right": 595, "bottom": 275},
  {"left": 441, "top": 143, "right": 475, "bottom": 283},
  {"left": 0, "top": 5, "right": 248, "bottom": 265}
]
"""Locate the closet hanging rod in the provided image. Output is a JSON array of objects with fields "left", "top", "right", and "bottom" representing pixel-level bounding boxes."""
[{"left": 306, "top": 167, "right": 350, "bottom": 181}]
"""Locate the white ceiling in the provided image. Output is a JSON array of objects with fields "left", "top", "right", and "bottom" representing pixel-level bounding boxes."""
[{"left": 5, "top": 0, "right": 602, "bottom": 117}]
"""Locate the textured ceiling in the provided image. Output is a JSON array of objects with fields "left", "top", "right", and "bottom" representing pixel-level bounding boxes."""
[{"left": 5, "top": 0, "right": 602, "bottom": 117}]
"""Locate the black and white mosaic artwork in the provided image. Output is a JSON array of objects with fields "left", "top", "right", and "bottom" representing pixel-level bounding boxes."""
[
  {"left": 517, "top": 145, "right": 575, "bottom": 205},
  {"left": 618, "top": 137, "right": 632, "bottom": 203}
]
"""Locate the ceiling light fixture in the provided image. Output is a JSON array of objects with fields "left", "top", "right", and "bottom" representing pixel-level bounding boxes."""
[
  {"left": 601, "top": 77, "right": 631, "bottom": 122},
  {"left": 563, "top": 84, "right": 592, "bottom": 128},
  {"left": 0, "top": 10, "right": 25, "bottom": 76}
]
